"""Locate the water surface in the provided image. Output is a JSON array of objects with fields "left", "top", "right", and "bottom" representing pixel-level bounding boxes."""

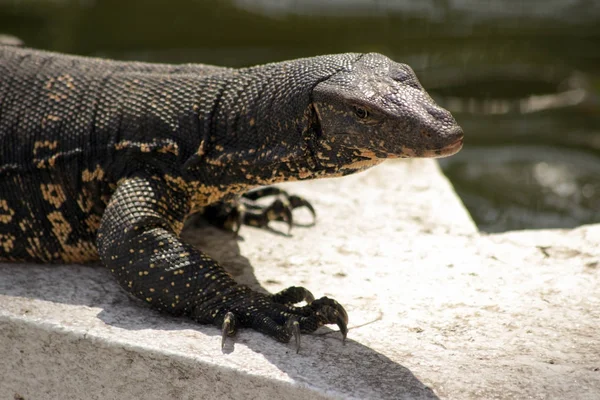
[{"left": 2, "top": 0, "right": 598, "bottom": 231}]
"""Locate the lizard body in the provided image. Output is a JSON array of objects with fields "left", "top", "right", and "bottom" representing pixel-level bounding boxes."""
[{"left": 0, "top": 46, "right": 463, "bottom": 347}]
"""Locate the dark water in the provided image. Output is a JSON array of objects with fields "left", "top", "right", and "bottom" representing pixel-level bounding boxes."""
[{"left": 2, "top": 0, "right": 599, "bottom": 232}]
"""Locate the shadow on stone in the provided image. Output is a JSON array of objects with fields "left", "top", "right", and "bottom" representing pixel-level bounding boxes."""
[{"left": 0, "top": 221, "right": 439, "bottom": 399}]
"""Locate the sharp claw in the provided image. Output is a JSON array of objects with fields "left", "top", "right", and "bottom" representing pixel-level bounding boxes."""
[
  {"left": 304, "top": 201, "right": 316, "bottom": 224},
  {"left": 221, "top": 320, "right": 229, "bottom": 350},
  {"left": 289, "top": 195, "right": 317, "bottom": 225},
  {"left": 234, "top": 206, "right": 245, "bottom": 236},
  {"left": 283, "top": 207, "right": 293, "bottom": 234},
  {"left": 221, "top": 312, "right": 236, "bottom": 349},
  {"left": 331, "top": 302, "right": 349, "bottom": 343},
  {"left": 320, "top": 300, "right": 348, "bottom": 343},
  {"left": 303, "top": 288, "right": 315, "bottom": 304},
  {"left": 336, "top": 312, "right": 348, "bottom": 344},
  {"left": 234, "top": 217, "right": 243, "bottom": 236},
  {"left": 336, "top": 302, "right": 349, "bottom": 325},
  {"left": 286, "top": 318, "right": 301, "bottom": 354}
]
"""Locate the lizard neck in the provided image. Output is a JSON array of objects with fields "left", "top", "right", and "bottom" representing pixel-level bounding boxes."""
[{"left": 184, "top": 54, "right": 362, "bottom": 200}]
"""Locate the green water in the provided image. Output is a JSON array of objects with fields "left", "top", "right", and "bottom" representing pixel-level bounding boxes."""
[{"left": 2, "top": 0, "right": 599, "bottom": 232}]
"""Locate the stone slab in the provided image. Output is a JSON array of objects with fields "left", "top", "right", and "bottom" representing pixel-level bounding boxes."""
[{"left": 1, "top": 159, "right": 598, "bottom": 399}]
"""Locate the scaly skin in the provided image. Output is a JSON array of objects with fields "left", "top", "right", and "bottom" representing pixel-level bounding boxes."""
[{"left": 0, "top": 46, "right": 463, "bottom": 349}]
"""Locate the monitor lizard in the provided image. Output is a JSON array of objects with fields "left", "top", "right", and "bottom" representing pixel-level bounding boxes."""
[{"left": 0, "top": 45, "right": 463, "bottom": 351}]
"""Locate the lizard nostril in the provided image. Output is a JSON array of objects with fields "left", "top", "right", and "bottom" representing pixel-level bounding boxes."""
[
  {"left": 423, "top": 104, "right": 462, "bottom": 140},
  {"left": 450, "top": 126, "right": 465, "bottom": 142},
  {"left": 425, "top": 105, "right": 451, "bottom": 122}
]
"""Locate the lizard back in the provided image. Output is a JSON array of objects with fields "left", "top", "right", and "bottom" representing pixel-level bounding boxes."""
[{"left": 0, "top": 46, "right": 228, "bottom": 262}]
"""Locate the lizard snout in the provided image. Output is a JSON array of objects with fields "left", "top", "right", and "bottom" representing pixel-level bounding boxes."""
[{"left": 418, "top": 102, "right": 464, "bottom": 157}]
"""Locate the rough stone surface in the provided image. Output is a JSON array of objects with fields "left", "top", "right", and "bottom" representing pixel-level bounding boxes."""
[{"left": 1, "top": 159, "right": 599, "bottom": 399}]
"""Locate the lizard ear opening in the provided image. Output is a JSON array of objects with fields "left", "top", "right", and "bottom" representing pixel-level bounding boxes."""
[
  {"left": 307, "top": 103, "right": 324, "bottom": 140},
  {"left": 182, "top": 139, "right": 207, "bottom": 172}
]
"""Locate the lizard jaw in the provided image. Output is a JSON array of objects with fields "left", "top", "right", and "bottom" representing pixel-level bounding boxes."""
[{"left": 427, "top": 136, "right": 464, "bottom": 158}]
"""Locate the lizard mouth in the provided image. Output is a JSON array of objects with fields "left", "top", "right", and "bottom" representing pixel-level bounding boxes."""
[
  {"left": 430, "top": 137, "right": 463, "bottom": 158},
  {"left": 420, "top": 125, "right": 464, "bottom": 158},
  {"left": 395, "top": 136, "right": 463, "bottom": 159}
]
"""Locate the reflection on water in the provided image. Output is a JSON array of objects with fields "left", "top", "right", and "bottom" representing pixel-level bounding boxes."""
[
  {"left": 1, "top": 0, "right": 599, "bottom": 232},
  {"left": 440, "top": 146, "right": 600, "bottom": 232}
]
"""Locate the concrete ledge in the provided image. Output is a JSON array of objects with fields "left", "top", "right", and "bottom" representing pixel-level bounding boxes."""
[{"left": 1, "top": 159, "right": 599, "bottom": 399}]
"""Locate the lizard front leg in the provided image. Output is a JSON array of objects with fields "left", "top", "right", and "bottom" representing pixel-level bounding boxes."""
[{"left": 96, "top": 175, "right": 347, "bottom": 351}]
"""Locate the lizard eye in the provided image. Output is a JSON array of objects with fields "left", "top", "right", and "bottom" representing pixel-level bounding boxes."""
[{"left": 354, "top": 106, "right": 369, "bottom": 119}]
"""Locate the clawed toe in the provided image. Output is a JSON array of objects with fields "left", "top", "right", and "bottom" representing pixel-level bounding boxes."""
[
  {"left": 241, "top": 198, "right": 293, "bottom": 232},
  {"left": 240, "top": 187, "right": 316, "bottom": 233},
  {"left": 311, "top": 297, "right": 349, "bottom": 343},
  {"left": 287, "top": 195, "right": 316, "bottom": 225},
  {"left": 207, "top": 285, "right": 347, "bottom": 353},
  {"left": 285, "top": 317, "right": 302, "bottom": 353},
  {"left": 203, "top": 187, "right": 317, "bottom": 234},
  {"left": 336, "top": 310, "right": 349, "bottom": 343},
  {"left": 221, "top": 311, "right": 238, "bottom": 349},
  {"left": 270, "top": 286, "right": 315, "bottom": 305}
]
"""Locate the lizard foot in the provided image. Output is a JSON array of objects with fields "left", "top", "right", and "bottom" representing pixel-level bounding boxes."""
[
  {"left": 238, "top": 186, "right": 315, "bottom": 234},
  {"left": 202, "top": 186, "right": 316, "bottom": 234},
  {"left": 201, "top": 285, "right": 347, "bottom": 353}
]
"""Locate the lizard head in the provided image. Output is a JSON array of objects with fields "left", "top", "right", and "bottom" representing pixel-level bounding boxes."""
[{"left": 310, "top": 53, "right": 463, "bottom": 174}]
